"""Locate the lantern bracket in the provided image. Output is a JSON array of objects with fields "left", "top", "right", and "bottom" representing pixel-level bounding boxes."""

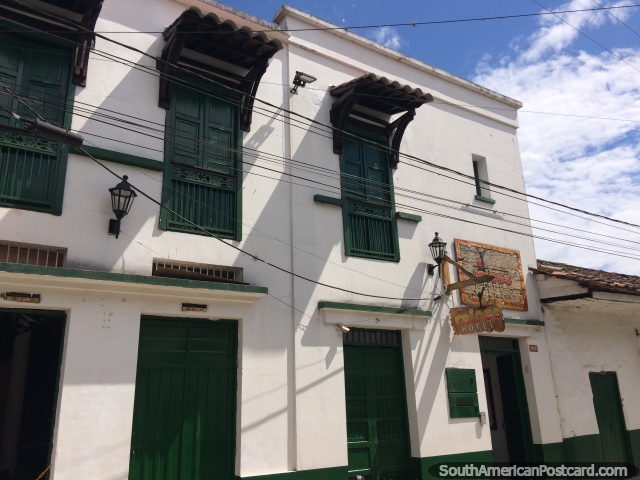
[{"left": 442, "top": 253, "right": 495, "bottom": 295}]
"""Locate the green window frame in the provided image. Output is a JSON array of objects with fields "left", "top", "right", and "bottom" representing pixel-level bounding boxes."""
[
  {"left": 340, "top": 128, "right": 399, "bottom": 262},
  {"left": 0, "top": 31, "right": 74, "bottom": 215},
  {"left": 473, "top": 160, "right": 482, "bottom": 197},
  {"left": 472, "top": 155, "right": 495, "bottom": 204},
  {"left": 159, "top": 81, "right": 242, "bottom": 240}
]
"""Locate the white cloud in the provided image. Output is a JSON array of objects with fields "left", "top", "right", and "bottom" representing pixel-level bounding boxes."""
[
  {"left": 371, "top": 26, "right": 404, "bottom": 50},
  {"left": 473, "top": 1, "right": 640, "bottom": 274}
]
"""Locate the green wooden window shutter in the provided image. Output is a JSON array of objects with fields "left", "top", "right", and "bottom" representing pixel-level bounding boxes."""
[
  {"left": 445, "top": 368, "right": 480, "bottom": 418},
  {"left": 160, "top": 83, "right": 241, "bottom": 240},
  {"left": 0, "top": 34, "right": 72, "bottom": 215},
  {"left": 341, "top": 131, "right": 399, "bottom": 261}
]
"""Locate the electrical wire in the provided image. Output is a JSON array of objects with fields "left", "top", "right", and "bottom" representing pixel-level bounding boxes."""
[
  {"left": 3, "top": 7, "right": 639, "bottom": 232},
  {"left": 4, "top": 83, "right": 640, "bottom": 258},
  {"left": 2, "top": 10, "right": 639, "bottom": 236},
  {"left": 591, "top": 0, "right": 640, "bottom": 38},
  {"left": 1, "top": 2, "right": 639, "bottom": 34},
  {"left": 3, "top": 43, "right": 640, "bottom": 126},
  {"left": 531, "top": 0, "right": 640, "bottom": 75},
  {"left": 3, "top": 66, "right": 639, "bottom": 246},
  {"left": 1, "top": 12, "right": 640, "bottom": 255}
]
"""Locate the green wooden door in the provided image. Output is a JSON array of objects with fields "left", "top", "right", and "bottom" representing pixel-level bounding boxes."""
[
  {"left": 589, "top": 372, "right": 632, "bottom": 464},
  {"left": 344, "top": 330, "right": 410, "bottom": 480},
  {"left": 129, "top": 317, "right": 237, "bottom": 480},
  {"left": 496, "top": 353, "right": 535, "bottom": 463}
]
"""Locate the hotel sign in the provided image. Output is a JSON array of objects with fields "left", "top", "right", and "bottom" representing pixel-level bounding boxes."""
[
  {"left": 450, "top": 305, "right": 505, "bottom": 335},
  {"left": 453, "top": 239, "right": 528, "bottom": 311}
]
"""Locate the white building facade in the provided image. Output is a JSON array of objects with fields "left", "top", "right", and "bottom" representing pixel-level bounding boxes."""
[{"left": 2, "top": 1, "right": 633, "bottom": 479}]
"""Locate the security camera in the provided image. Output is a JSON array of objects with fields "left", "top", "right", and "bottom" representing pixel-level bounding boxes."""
[{"left": 336, "top": 325, "right": 350, "bottom": 333}]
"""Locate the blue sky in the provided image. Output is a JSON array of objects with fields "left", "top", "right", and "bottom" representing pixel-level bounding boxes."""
[{"left": 223, "top": 0, "right": 640, "bottom": 275}]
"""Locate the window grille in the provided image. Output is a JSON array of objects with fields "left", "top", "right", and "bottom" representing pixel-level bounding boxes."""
[
  {"left": 0, "top": 240, "right": 67, "bottom": 267},
  {"left": 152, "top": 258, "right": 243, "bottom": 284}
]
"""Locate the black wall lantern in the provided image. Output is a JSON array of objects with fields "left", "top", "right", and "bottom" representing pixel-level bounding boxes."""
[
  {"left": 428, "top": 232, "right": 447, "bottom": 276},
  {"left": 108, "top": 175, "right": 137, "bottom": 239},
  {"left": 290, "top": 71, "right": 317, "bottom": 94}
]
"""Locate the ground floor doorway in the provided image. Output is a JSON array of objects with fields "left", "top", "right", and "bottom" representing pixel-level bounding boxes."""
[
  {"left": 344, "top": 329, "right": 411, "bottom": 480},
  {"left": 589, "top": 372, "right": 632, "bottom": 464},
  {"left": 480, "top": 336, "right": 534, "bottom": 464},
  {"left": 0, "top": 309, "right": 66, "bottom": 480},
  {"left": 129, "top": 317, "right": 238, "bottom": 480}
]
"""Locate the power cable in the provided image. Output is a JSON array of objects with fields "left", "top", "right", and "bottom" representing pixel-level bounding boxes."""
[
  {"left": 3, "top": 44, "right": 640, "bottom": 126},
  {"left": 0, "top": 79, "right": 441, "bottom": 301},
  {"left": 3, "top": 7, "right": 639, "bottom": 232},
  {"left": 591, "top": 0, "right": 640, "bottom": 38},
  {"left": 531, "top": 0, "right": 640, "bottom": 75},
  {"left": 5, "top": 77, "right": 640, "bottom": 257},
  {"left": 1, "top": 2, "right": 639, "bottom": 34},
  {"left": 3, "top": 9, "right": 639, "bottom": 234},
  {"left": 4, "top": 84, "right": 640, "bottom": 257},
  {"left": 84, "top": 149, "right": 437, "bottom": 300},
  {"left": 4, "top": 92, "right": 640, "bottom": 272}
]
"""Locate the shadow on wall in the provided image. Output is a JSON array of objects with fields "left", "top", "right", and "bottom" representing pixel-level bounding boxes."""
[{"left": 412, "top": 281, "right": 453, "bottom": 445}]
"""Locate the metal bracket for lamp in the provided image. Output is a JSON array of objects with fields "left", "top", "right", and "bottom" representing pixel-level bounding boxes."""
[{"left": 108, "top": 218, "right": 122, "bottom": 238}]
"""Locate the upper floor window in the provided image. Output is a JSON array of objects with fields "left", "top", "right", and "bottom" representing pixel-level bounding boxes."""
[
  {"left": 157, "top": 7, "right": 282, "bottom": 240},
  {"left": 0, "top": 32, "right": 73, "bottom": 215},
  {"left": 159, "top": 82, "right": 241, "bottom": 239},
  {"left": 341, "top": 128, "right": 398, "bottom": 261},
  {"left": 330, "top": 73, "right": 433, "bottom": 261},
  {"left": 0, "top": 1, "right": 103, "bottom": 215}
]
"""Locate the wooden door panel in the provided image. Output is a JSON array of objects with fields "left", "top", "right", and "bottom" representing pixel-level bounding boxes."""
[
  {"left": 129, "top": 318, "right": 237, "bottom": 480},
  {"left": 589, "top": 372, "right": 632, "bottom": 464},
  {"left": 344, "top": 335, "right": 410, "bottom": 480}
]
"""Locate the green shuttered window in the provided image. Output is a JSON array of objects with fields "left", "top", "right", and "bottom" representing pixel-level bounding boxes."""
[
  {"left": 0, "top": 34, "right": 72, "bottom": 215},
  {"left": 160, "top": 83, "right": 242, "bottom": 240},
  {"left": 341, "top": 130, "right": 399, "bottom": 261}
]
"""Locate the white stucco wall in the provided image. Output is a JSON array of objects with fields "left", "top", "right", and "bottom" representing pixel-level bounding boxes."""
[
  {"left": 0, "top": 0, "right": 557, "bottom": 477},
  {"left": 543, "top": 299, "right": 640, "bottom": 439}
]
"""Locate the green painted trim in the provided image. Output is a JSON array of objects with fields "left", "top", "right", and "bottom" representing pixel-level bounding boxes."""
[
  {"left": 411, "top": 450, "right": 494, "bottom": 479},
  {"left": 318, "top": 301, "right": 431, "bottom": 317},
  {"left": 629, "top": 428, "right": 640, "bottom": 467},
  {"left": 473, "top": 160, "right": 482, "bottom": 196},
  {"left": 236, "top": 466, "right": 348, "bottom": 479},
  {"left": 70, "top": 146, "right": 164, "bottom": 171},
  {"left": 340, "top": 126, "right": 400, "bottom": 263},
  {"left": 474, "top": 194, "right": 496, "bottom": 204},
  {"left": 0, "top": 262, "right": 268, "bottom": 295},
  {"left": 503, "top": 318, "right": 545, "bottom": 326},
  {"left": 533, "top": 442, "right": 565, "bottom": 462},
  {"left": 158, "top": 84, "right": 241, "bottom": 240},
  {"left": 313, "top": 194, "right": 344, "bottom": 207},
  {"left": 395, "top": 211, "right": 422, "bottom": 223},
  {"left": 563, "top": 434, "right": 603, "bottom": 462}
]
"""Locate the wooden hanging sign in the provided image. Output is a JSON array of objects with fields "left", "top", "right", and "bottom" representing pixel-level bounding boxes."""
[
  {"left": 453, "top": 239, "right": 528, "bottom": 311},
  {"left": 450, "top": 304, "right": 505, "bottom": 335}
]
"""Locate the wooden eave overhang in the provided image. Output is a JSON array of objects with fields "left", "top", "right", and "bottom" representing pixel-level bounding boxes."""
[
  {"left": 158, "top": 6, "right": 283, "bottom": 132},
  {"left": 0, "top": 0, "right": 104, "bottom": 86},
  {"left": 330, "top": 73, "right": 433, "bottom": 168}
]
